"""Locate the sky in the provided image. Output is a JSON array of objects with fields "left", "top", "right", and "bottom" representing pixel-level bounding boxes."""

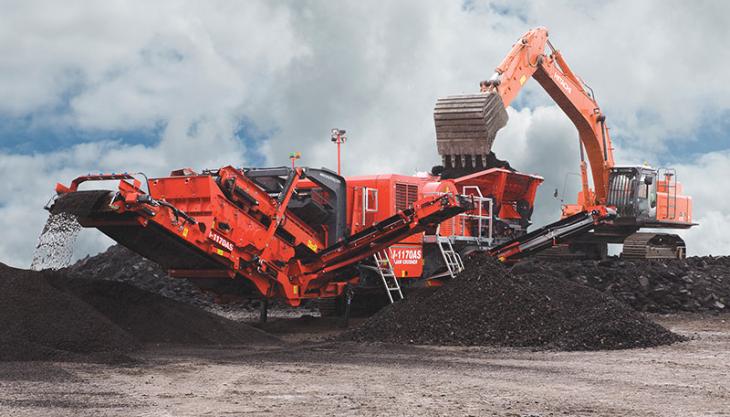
[{"left": 1, "top": 0, "right": 729, "bottom": 267}]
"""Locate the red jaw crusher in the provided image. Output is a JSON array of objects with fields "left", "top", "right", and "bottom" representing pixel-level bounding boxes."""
[{"left": 52, "top": 166, "right": 469, "bottom": 306}]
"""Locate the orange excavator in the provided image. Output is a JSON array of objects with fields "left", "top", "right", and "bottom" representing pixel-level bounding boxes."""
[{"left": 434, "top": 27, "right": 694, "bottom": 260}]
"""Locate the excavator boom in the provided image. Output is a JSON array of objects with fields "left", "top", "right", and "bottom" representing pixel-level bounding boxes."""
[{"left": 436, "top": 27, "right": 613, "bottom": 206}]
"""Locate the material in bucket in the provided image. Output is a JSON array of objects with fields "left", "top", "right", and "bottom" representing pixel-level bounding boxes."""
[{"left": 434, "top": 92, "right": 508, "bottom": 169}]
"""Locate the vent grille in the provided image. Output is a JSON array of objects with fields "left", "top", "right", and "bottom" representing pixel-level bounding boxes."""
[{"left": 395, "top": 183, "right": 419, "bottom": 211}]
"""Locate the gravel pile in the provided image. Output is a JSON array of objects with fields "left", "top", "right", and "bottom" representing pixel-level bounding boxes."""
[
  {"left": 64, "top": 245, "right": 223, "bottom": 309},
  {"left": 0, "top": 263, "right": 279, "bottom": 362},
  {"left": 64, "top": 245, "right": 314, "bottom": 314},
  {"left": 52, "top": 277, "right": 279, "bottom": 345},
  {"left": 343, "top": 256, "right": 684, "bottom": 350},
  {"left": 0, "top": 264, "right": 137, "bottom": 362},
  {"left": 511, "top": 257, "right": 730, "bottom": 313}
]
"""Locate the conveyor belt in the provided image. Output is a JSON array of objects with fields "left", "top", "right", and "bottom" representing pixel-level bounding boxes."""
[{"left": 490, "top": 210, "right": 607, "bottom": 262}]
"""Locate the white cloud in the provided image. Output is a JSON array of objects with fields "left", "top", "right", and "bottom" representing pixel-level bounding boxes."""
[
  {"left": 488, "top": 0, "right": 730, "bottom": 152},
  {"left": 670, "top": 150, "right": 730, "bottom": 256},
  {"left": 0, "top": 0, "right": 729, "bottom": 267},
  {"left": 492, "top": 106, "right": 580, "bottom": 226}
]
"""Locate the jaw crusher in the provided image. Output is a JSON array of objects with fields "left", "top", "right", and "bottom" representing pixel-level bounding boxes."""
[{"left": 51, "top": 166, "right": 469, "bottom": 306}]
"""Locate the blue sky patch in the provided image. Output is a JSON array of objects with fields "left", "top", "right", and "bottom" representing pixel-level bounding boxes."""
[
  {"left": 235, "top": 118, "right": 275, "bottom": 167},
  {"left": 660, "top": 109, "right": 730, "bottom": 163},
  {"left": 0, "top": 114, "right": 166, "bottom": 154}
]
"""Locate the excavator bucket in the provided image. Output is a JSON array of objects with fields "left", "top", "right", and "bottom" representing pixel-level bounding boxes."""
[{"left": 434, "top": 92, "right": 508, "bottom": 169}]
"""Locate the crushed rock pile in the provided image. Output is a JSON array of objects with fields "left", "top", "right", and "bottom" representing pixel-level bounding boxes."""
[
  {"left": 511, "top": 257, "right": 730, "bottom": 313},
  {"left": 64, "top": 245, "right": 265, "bottom": 315},
  {"left": 52, "top": 277, "right": 278, "bottom": 345},
  {"left": 0, "top": 263, "right": 279, "bottom": 362},
  {"left": 342, "top": 256, "right": 685, "bottom": 350},
  {"left": 63, "top": 245, "right": 224, "bottom": 309},
  {"left": 65, "top": 245, "right": 316, "bottom": 314},
  {"left": 0, "top": 264, "right": 136, "bottom": 362}
]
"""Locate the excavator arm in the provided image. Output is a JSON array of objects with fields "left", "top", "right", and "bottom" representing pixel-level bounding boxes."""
[
  {"left": 491, "top": 27, "right": 614, "bottom": 206},
  {"left": 436, "top": 27, "right": 615, "bottom": 208}
]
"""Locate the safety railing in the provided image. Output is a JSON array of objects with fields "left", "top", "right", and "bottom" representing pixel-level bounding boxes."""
[
  {"left": 423, "top": 188, "right": 494, "bottom": 247},
  {"left": 658, "top": 168, "right": 678, "bottom": 221}
]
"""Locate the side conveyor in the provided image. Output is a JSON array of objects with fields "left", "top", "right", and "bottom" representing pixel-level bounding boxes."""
[{"left": 489, "top": 209, "right": 614, "bottom": 262}]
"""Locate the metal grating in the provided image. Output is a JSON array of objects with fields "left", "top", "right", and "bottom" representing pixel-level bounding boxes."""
[{"left": 395, "top": 183, "right": 419, "bottom": 211}]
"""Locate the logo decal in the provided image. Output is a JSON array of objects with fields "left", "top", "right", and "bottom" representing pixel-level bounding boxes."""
[
  {"left": 208, "top": 231, "right": 234, "bottom": 251},
  {"left": 552, "top": 71, "right": 572, "bottom": 94},
  {"left": 388, "top": 247, "right": 423, "bottom": 266}
]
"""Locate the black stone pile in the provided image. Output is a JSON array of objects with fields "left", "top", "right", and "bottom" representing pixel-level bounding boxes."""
[
  {"left": 0, "top": 264, "right": 136, "bottom": 362},
  {"left": 511, "top": 257, "right": 730, "bottom": 313},
  {"left": 0, "top": 263, "right": 279, "bottom": 362},
  {"left": 65, "top": 245, "right": 318, "bottom": 314},
  {"left": 343, "top": 256, "right": 684, "bottom": 350},
  {"left": 63, "top": 245, "right": 252, "bottom": 311}
]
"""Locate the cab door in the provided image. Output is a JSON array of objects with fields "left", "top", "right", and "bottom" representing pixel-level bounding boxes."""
[
  {"left": 352, "top": 186, "right": 379, "bottom": 233},
  {"left": 636, "top": 172, "right": 657, "bottom": 220}
]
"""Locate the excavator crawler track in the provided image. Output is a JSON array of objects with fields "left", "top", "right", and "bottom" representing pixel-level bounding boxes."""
[{"left": 622, "top": 232, "right": 686, "bottom": 260}]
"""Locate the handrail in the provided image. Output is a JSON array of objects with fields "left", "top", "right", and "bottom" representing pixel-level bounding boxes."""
[{"left": 423, "top": 190, "right": 493, "bottom": 245}]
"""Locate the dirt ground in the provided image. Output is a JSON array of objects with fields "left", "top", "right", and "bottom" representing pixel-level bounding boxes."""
[{"left": 0, "top": 313, "right": 728, "bottom": 417}]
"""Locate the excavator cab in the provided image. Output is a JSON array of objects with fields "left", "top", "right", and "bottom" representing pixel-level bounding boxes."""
[
  {"left": 607, "top": 166, "right": 692, "bottom": 228},
  {"left": 604, "top": 166, "right": 693, "bottom": 259}
]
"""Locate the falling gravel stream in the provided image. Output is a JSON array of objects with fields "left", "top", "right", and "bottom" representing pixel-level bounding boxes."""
[{"left": 30, "top": 212, "right": 82, "bottom": 271}]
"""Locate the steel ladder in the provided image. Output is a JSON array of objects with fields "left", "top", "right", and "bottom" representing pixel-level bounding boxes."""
[
  {"left": 436, "top": 236, "right": 465, "bottom": 278},
  {"left": 372, "top": 250, "right": 404, "bottom": 303}
]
